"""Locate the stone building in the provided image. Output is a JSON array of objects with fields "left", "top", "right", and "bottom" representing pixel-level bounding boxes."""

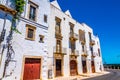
[
  {"left": 0, "top": 0, "right": 50, "bottom": 80},
  {"left": 0, "top": 0, "right": 103, "bottom": 80},
  {"left": 47, "top": 0, "right": 103, "bottom": 78}
]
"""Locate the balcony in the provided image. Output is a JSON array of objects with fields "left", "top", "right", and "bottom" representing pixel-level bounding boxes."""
[
  {"left": 69, "top": 32, "right": 79, "bottom": 41},
  {"left": 81, "top": 51, "right": 88, "bottom": 57},
  {"left": 55, "top": 32, "right": 63, "bottom": 40},
  {"left": 53, "top": 46, "right": 67, "bottom": 55},
  {"left": 81, "top": 40, "right": 86, "bottom": 45},
  {"left": 69, "top": 49, "right": 79, "bottom": 56},
  {"left": 90, "top": 40, "right": 95, "bottom": 46},
  {"left": 91, "top": 52, "right": 96, "bottom": 58},
  {"left": 0, "top": 0, "right": 16, "bottom": 15}
]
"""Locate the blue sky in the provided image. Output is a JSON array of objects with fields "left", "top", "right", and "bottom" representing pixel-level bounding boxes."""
[{"left": 50, "top": 0, "right": 120, "bottom": 64}]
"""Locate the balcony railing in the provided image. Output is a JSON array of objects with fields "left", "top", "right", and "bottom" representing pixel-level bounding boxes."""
[
  {"left": 69, "top": 49, "right": 79, "bottom": 56},
  {"left": 90, "top": 40, "right": 95, "bottom": 46},
  {"left": 0, "top": 0, "right": 15, "bottom": 9},
  {"left": 92, "top": 52, "right": 98, "bottom": 58},
  {"left": 81, "top": 50, "right": 88, "bottom": 57},
  {"left": 69, "top": 32, "right": 79, "bottom": 40},
  {"left": 0, "top": 0, "right": 16, "bottom": 15},
  {"left": 53, "top": 46, "right": 67, "bottom": 55},
  {"left": 81, "top": 40, "right": 86, "bottom": 45}
]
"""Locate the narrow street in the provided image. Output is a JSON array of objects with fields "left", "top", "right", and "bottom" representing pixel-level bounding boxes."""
[{"left": 82, "top": 69, "right": 120, "bottom": 80}]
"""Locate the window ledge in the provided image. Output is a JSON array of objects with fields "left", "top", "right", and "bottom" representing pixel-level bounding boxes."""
[{"left": 25, "top": 38, "right": 35, "bottom": 41}]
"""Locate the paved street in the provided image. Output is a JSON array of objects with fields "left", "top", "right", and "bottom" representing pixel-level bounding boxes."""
[{"left": 82, "top": 69, "right": 120, "bottom": 80}]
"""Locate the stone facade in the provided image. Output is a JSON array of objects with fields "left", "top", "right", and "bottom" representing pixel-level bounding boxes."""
[{"left": 0, "top": 0, "right": 103, "bottom": 80}]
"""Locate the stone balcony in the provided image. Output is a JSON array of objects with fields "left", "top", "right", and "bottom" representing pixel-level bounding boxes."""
[
  {"left": 0, "top": 0, "right": 16, "bottom": 15},
  {"left": 90, "top": 40, "right": 95, "bottom": 46},
  {"left": 81, "top": 51, "right": 88, "bottom": 57},
  {"left": 69, "top": 32, "right": 79, "bottom": 41},
  {"left": 69, "top": 49, "right": 79, "bottom": 56},
  {"left": 80, "top": 40, "right": 86, "bottom": 45},
  {"left": 91, "top": 52, "right": 97, "bottom": 58},
  {"left": 53, "top": 46, "right": 67, "bottom": 55}
]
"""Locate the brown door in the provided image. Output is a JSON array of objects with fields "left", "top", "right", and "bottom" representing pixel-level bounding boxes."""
[
  {"left": 91, "top": 61, "right": 95, "bottom": 73},
  {"left": 70, "top": 60, "right": 77, "bottom": 76},
  {"left": 82, "top": 61, "right": 87, "bottom": 73},
  {"left": 56, "top": 59, "right": 62, "bottom": 77},
  {"left": 23, "top": 58, "right": 41, "bottom": 80}
]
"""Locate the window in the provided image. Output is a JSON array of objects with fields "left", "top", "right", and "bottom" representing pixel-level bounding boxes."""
[
  {"left": 26, "top": 25, "right": 36, "bottom": 40},
  {"left": 28, "top": 28, "right": 34, "bottom": 38},
  {"left": 56, "top": 39, "right": 61, "bottom": 52},
  {"left": 79, "top": 30, "right": 85, "bottom": 42},
  {"left": 82, "top": 45, "right": 84, "bottom": 52},
  {"left": 98, "top": 49, "right": 101, "bottom": 57},
  {"left": 88, "top": 32, "right": 92, "bottom": 41},
  {"left": 28, "top": 1, "right": 38, "bottom": 21},
  {"left": 69, "top": 22, "right": 74, "bottom": 33},
  {"left": 55, "top": 17, "right": 61, "bottom": 34},
  {"left": 44, "top": 15, "right": 47, "bottom": 23},
  {"left": 71, "top": 41, "right": 76, "bottom": 53},
  {"left": 29, "top": 5, "right": 36, "bottom": 21},
  {"left": 39, "top": 35, "right": 44, "bottom": 43}
]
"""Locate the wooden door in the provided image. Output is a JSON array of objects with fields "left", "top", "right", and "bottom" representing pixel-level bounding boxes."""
[
  {"left": 56, "top": 59, "right": 62, "bottom": 77},
  {"left": 91, "top": 61, "right": 95, "bottom": 73},
  {"left": 82, "top": 61, "right": 87, "bottom": 73},
  {"left": 70, "top": 60, "right": 77, "bottom": 76},
  {"left": 23, "top": 58, "right": 41, "bottom": 80}
]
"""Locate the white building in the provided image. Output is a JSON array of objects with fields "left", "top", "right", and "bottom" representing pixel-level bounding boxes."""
[
  {"left": 0, "top": 0, "right": 103, "bottom": 80},
  {"left": 0, "top": 0, "right": 50, "bottom": 80},
  {"left": 47, "top": 0, "right": 103, "bottom": 78}
]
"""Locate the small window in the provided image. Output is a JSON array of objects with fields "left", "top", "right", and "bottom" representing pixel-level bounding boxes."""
[
  {"left": 44, "top": 15, "right": 47, "bottom": 23},
  {"left": 39, "top": 35, "right": 44, "bottom": 43},
  {"left": 26, "top": 25, "right": 36, "bottom": 41}
]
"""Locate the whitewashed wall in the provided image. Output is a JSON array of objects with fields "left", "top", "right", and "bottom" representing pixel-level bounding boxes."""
[{"left": 0, "top": 0, "right": 50, "bottom": 80}]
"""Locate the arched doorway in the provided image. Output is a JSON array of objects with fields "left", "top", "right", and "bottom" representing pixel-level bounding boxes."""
[{"left": 70, "top": 60, "right": 77, "bottom": 76}]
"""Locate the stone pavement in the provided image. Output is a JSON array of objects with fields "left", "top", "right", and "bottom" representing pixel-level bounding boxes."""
[{"left": 49, "top": 71, "right": 110, "bottom": 80}]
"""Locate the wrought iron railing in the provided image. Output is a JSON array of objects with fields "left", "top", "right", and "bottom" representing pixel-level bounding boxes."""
[
  {"left": 69, "top": 32, "right": 79, "bottom": 40},
  {"left": 69, "top": 49, "right": 79, "bottom": 56},
  {"left": 53, "top": 46, "right": 67, "bottom": 55}
]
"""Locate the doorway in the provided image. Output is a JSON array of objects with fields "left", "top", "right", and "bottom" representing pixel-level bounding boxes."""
[
  {"left": 23, "top": 58, "right": 41, "bottom": 80},
  {"left": 56, "top": 59, "right": 62, "bottom": 77},
  {"left": 91, "top": 61, "right": 95, "bottom": 73},
  {"left": 70, "top": 60, "right": 77, "bottom": 76},
  {"left": 82, "top": 60, "right": 87, "bottom": 73}
]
